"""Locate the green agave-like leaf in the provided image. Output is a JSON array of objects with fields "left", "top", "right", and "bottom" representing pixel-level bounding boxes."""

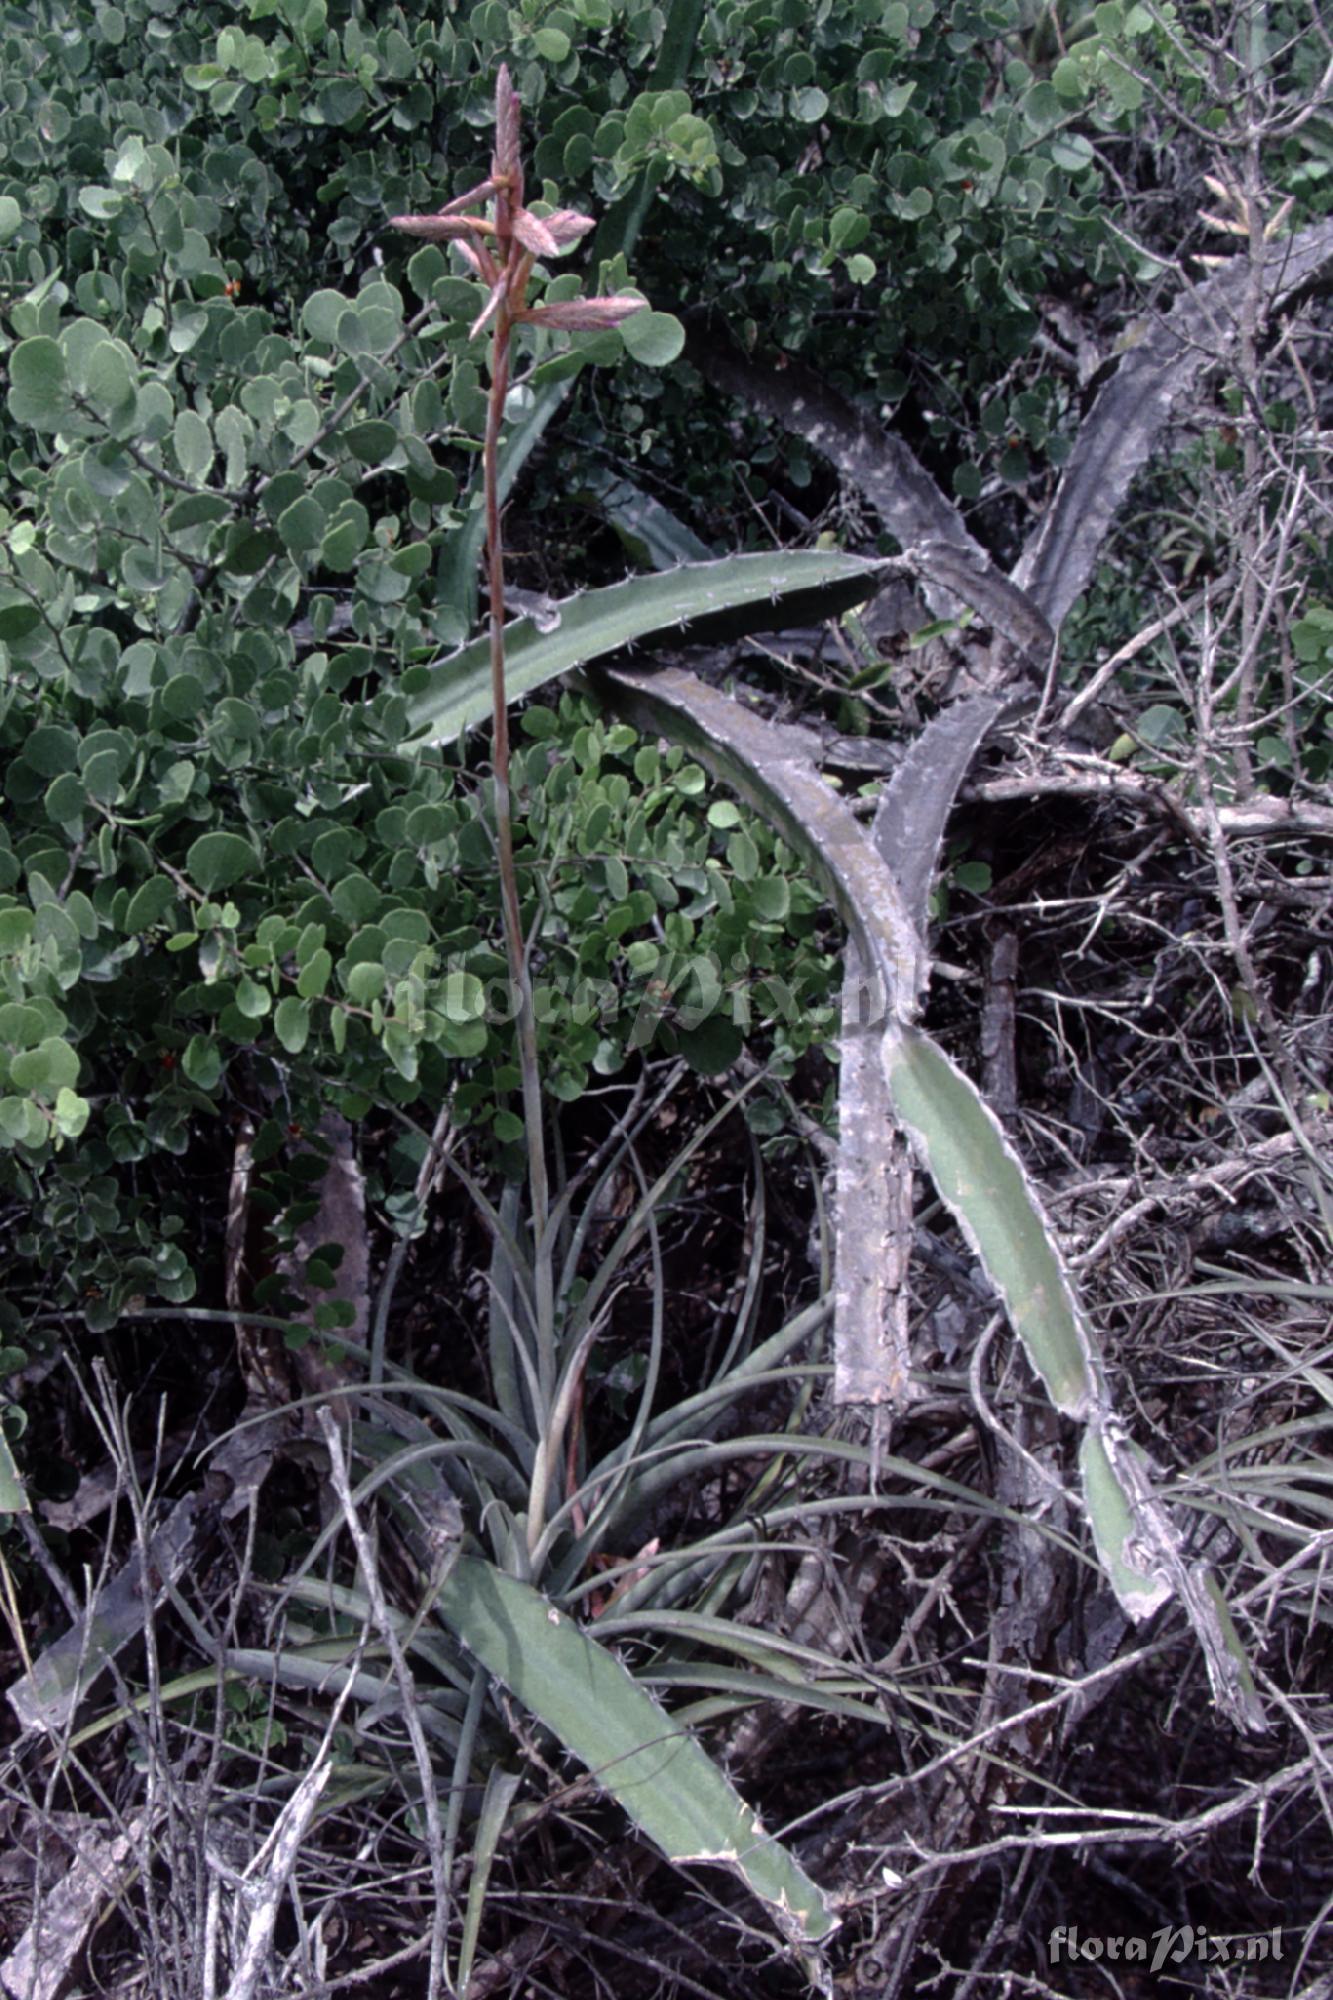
[
  {"left": 1078, "top": 1427, "right": 1267, "bottom": 1733},
  {"left": 0, "top": 1429, "right": 28, "bottom": 1514},
  {"left": 401, "top": 551, "right": 894, "bottom": 747},
  {"left": 456, "top": 1766, "right": 524, "bottom": 1999},
  {"left": 1078, "top": 1428, "right": 1172, "bottom": 1619},
  {"left": 594, "top": 661, "right": 1171, "bottom": 1623},
  {"left": 582, "top": 465, "right": 713, "bottom": 570},
  {"left": 432, "top": 1555, "right": 837, "bottom": 1944},
  {"left": 880, "top": 1031, "right": 1190, "bottom": 1621},
  {"left": 881, "top": 1023, "right": 1095, "bottom": 1417}
]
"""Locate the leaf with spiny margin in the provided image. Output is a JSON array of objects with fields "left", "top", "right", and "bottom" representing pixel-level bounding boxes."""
[
  {"left": 881, "top": 1023, "right": 1095, "bottom": 1416},
  {"left": 401, "top": 551, "right": 896, "bottom": 745}
]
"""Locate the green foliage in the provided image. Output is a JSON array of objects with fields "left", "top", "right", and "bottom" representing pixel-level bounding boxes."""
[
  {"left": 0, "top": 0, "right": 1316, "bottom": 1356},
  {"left": 0, "top": 595, "right": 835, "bottom": 1322},
  {"left": 0, "top": 9, "right": 718, "bottom": 1334},
  {"left": 0, "top": 0, "right": 1213, "bottom": 564}
]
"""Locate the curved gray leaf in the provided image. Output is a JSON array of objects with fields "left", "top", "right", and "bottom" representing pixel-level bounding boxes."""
[
  {"left": 594, "top": 660, "right": 925, "bottom": 1015},
  {"left": 869, "top": 690, "right": 1024, "bottom": 933},
  {"left": 692, "top": 335, "right": 1054, "bottom": 662},
  {"left": 1014, "top": 218, "right": 1333, "bottom": 629},
  {"left": 690, "top": 333, "right": 973, "bottom": 557}
]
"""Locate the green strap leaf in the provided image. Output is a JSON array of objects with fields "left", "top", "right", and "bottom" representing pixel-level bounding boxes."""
[
  {"left": 433, "top": 1556, "right": 837, "bottom": 1944},
  {"left": 0, "top": 1427, "right": 29, "bottom": 1514},
  {"left": 402, "top": 550, "right": 897, "bottom": 747},
  {"left": 881, "top": 1022, "right": 1095, "bottom": 1417}
]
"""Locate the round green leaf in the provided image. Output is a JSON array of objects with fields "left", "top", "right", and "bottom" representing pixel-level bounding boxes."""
[
  {"left": 182, "top": 1034, "right": 222, "bottom": 1090},
  {"left": 322, "top": 502, "right": 370, "bottom": 570},
  {"left": 343, "top": 420, "right": 398, "bottom": 465},
  {"left": 751, "top": 876, "right": 790, "bottom": 920},
  {"left": 1137, "top": 703, "right": 1185, "bottom": 747},
  {"left": 275, "top": 996, "right": 311, "bottom": 1053},
  {"left": 358, "top": 558, "right": 411, "bottom": 604},
  {"left": 0, "top": 910, "right": 34, "bottom": 954},
  {"left": 186, "top": 831, "right": 259, "bottom": 892},
  {"left": 302, "top": 289, "right": 350, "bottom": 342},
  {"left": 0, "top": 196, "right": 20, "bottom": 243},
  {"left": 53, "top": 1088, "right": 90, "bottom": 1140},
  {"left": 1023, "top": 80, "right": 1064, "bottom": 129},
  {"left": 277, "top": 494, "right": 327, "bottom": 555},
  {"left": 44, "top": 773, "right": 85, "bottom": 827},
  {"left": 440, "top": 970, "right": 485, "bottom": 1022},
  {"left": 0, "top": 1004, "right": 49, "bottom": 1048},
  {"left": 235, "top": 976, "right": 272, "bottom": 1018},
  {"left": 85, "top": 340, "right": 135, "bottom": 418},
  {"left": 161, "top": 672, "right": 207, "bottom": 720},
  {"left": 78, "top": 186, "right": 126, "bottom": 222},
  {"left": 331, "top": 875, "right": 381, "bottom": 924},
  {"left": 0, "top": 1097, "right": 47, "bottom": 1148},
  {"left": 9, "top": 1036, "right": 80, "bottom": 1095},
  {"left": 7, "top": 338, "right": 69, "bottom": 429},
  {"left": 619, "top": 310, "right": 685, "bottom": 369},
  {"left": 346, "top": 961, "right": 386, "bottom": 1004},
  {"left": 1050, "top": 133, "right": 1094, "bottom": 172},
  {"left": 174, "top": 409, "right": 214, "bottom": 483},
  {"left": 727, "top": 829, "right": 760, "bottom": 882},
  {"left": 829, "top": 206, "right": 869, "bottom": 252},
  {"left": 296, "top": 948, "right": 332, "bottom": 998},
  {"left": 125, "top": 877, "right": 178, "bottom": 933},
  {"left": 953, "top": 861, "right": 993, "bottom": 895},
  {"left": 81, "top": 748, "right": 122, "bottom": 805},
  {"left": 0, "top": 603, "right": 41, "bottom": 644}
]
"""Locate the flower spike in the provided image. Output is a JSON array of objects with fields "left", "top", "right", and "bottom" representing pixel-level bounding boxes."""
[{"left": 387, "top": 65, "right": 646, "bottom": 344}]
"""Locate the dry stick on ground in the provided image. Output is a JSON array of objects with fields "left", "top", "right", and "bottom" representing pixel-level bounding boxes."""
[
  {"left": 0, "top": 1811, "right": 154, "bottom": 2000},
  {"left": 961, "top": 754, "right": 1333, "bottom": 842},
  {"left": 1059, "top": 1120, "right": 1333, "bottom": 1269},
  {"left": 220, "top": 1761, "right": 334, "bottom": 2000}
]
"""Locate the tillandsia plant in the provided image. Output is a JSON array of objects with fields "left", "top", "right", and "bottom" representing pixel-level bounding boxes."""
[
  {"left": 372, "top": 79, "right": 843, "bottom": 1950},
  {"left": 391, "top": 68, "right": 646, "bottom": 1276}
]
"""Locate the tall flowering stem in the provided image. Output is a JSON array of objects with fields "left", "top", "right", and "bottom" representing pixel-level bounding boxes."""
[{"left": 392, "top": 71, "right": 645, "bottom": 1365}]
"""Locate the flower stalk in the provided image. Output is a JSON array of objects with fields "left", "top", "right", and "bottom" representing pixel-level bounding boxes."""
[{"left": 392, "top": 70, "right": 645, "bottom": 1389}]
